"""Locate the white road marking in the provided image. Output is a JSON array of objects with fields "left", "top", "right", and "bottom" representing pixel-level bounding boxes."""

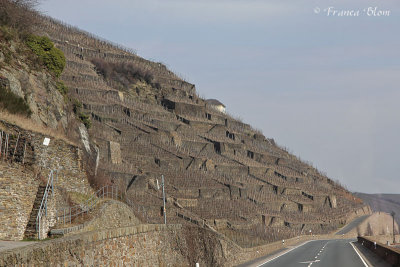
[
  {"left": 255, "top": 240, "right": 315, "bottom": 267},
  {"left": 300, "top": 260, "right": 320, "bottom": 264},
  {"left": 349, "top": 242, "right": 368, "bottom": 267}
]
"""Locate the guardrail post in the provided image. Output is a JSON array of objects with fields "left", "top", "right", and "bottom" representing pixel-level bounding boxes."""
[
  {"left": 162, "top": 175, "right": 166, "bottom": 224},
  {"left": 52, "top": 170, "right": 55, "bottom": 196},
  {"left": 38, "top": 215, "right": 40, "bottom": 240},
  {"left": 45, "top": 192, "right": 47, "bottom": 216}
]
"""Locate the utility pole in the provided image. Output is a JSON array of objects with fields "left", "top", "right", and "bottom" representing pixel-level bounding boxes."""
[
  {"left": 392, "top": 211, "right": 396, "bottom": 244},
  {"left": 162, "top": 175, "right": 167, "bottom": 225}
]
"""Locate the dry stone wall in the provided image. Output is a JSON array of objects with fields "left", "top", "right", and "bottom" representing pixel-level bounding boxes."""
[
  {"left": 0, "top": 164, "right": 38, "bottom": 240},
  {"left": 0, "top": 224, "right": 240, "bottom": 267},
  {"left": 30, "top": 132, "right": 92, "bottom": 195}
]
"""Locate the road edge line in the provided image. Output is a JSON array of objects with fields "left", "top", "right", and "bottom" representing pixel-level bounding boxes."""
[
  {"left": 255, "top": 240, "right": 314, "bottom": 267},
  {"left": 349, "top": 241, "right": 369, "bottom": 267}
]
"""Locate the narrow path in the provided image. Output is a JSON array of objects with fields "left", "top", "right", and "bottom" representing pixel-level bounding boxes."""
[{"left": 0, "top": 241, "right": 36, "bottom": 252}]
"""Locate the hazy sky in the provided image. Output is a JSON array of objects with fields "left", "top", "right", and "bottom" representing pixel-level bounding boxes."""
[{"left": 39, "top": 0, "right": 400, "bottom": 193}]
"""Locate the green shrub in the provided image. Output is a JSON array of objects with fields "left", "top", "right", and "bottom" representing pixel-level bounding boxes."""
[
  {"left": 56, "top": 80, "right": 68, "bottom": 96},
  {"left": 78, "top": 112, "right": 91, "bottom": 129},
  {"left": 0, "top": 83, "right": 32, "bottom": 116},
  {"left": 71, "top": 98, "right": 91, "bottom": 128},
  {"left": 72, "top": 98, "right": 82, "bottom": 113},
  {"left": 25, "top": 35, "right": 66, "bottom": 77}
]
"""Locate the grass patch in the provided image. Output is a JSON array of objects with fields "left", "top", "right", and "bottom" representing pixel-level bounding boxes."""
[
  {"left": 0, "top": 25, "right": 17, "bottom": 42},
  {"left": 22, "top": 237, "right": 37, "bottom": 241},
  {"left": 0, "top": 82, "right": 32, "bottom": 116},
  {"left": 69, "top": 191, "right": 93, "bottom": 204},
  {"left": 0, "top": 110, "right": 77, "bottom": 146},
  {"left": 25, "top": 35, "right": 65, "bottom": 77},
  {"left": 22, "top": 236, "right": 58, "bottom": 242},
  {"left": 56, "top": 80, "right": 69, "bottom": 103}
]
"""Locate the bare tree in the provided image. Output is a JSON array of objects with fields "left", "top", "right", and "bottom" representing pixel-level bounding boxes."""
[{"left": 0, "top": 0, "right": 40, "bottom": 32}]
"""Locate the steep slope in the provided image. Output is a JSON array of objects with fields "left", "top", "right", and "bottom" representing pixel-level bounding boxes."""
[
  {"left": 32, "top": 15, "right": 369, "bottom": 246},
  {"left": 0, "top": 10, "right": 368, "bottom": 246}
]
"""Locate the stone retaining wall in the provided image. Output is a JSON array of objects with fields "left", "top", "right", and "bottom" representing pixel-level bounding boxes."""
[
  {"left": 0, "top": 216, "right": 370, "bottom": 267},
  {"left": 0, "top": 224, "right": 239, "bottom": 267},
  {"left": 0, "top": 164, "right": 38, "bottom": 240},
  {"left": 31, "top": 132, "right": 92, "bottom": 195},
  {"left": 0, "top": 121, "right": 93, "bottom": 241}
]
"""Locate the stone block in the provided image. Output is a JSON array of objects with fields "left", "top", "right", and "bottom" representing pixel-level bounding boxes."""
[{"left": 108, "top": 141, "right": 122, "bottom": 164}]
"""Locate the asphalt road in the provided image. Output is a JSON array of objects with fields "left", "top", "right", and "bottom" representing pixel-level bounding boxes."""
[
  {"left": 256, "top": 239, "right": 366, "bottom": 267},
  {"left": 335, "top": 215, "right": 370, "bottom": 235}
]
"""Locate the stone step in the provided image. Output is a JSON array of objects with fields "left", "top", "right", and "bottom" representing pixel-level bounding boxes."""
[{"left": 23, "top": 185, "right": 50, "bottom": 239}]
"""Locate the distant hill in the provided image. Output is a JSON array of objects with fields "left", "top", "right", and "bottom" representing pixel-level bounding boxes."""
[{"left": 354, "top": 193, "right": 400, "bottom": 225}]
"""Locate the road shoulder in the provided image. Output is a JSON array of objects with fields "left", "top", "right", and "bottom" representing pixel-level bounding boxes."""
[{"left": 351, "top": 241, "right": 391, "bottom": 267}]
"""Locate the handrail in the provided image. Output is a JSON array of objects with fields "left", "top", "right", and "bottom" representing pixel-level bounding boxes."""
[
  {"left": 36, "top": 170, "right": 56, "bottom": 239},
  {"left": 56, "top": 185, "right": 124, "bottom": 225},
  {"left": 56, "top": 185, "right": 154, "bottom": 227}
]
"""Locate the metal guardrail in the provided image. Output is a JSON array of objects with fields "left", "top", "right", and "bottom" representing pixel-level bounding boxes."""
[
  {"left": 358, "top": 236, "right": 400, "bottom": 266},
  {"left": 51, "top": 196, "right": 151, "bottom": 236},
  {"left": 36, "top": 170, "right": 56, "bottom": 240},
  {"left": 53, "top": 185, "right": 153, "bottom": 236},
  {"left": 56, "top": 185, "right": 122, "bottom": 225}
]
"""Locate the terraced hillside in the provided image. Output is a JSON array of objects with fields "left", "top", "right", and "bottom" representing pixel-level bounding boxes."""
[{"left": 34, "top": 16, "right": 368, "bottom": 247}]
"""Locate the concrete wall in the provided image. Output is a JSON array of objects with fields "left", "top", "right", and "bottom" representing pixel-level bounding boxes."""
[{"left": 358, "top": 236, "right": 400, "bottom": 266}]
